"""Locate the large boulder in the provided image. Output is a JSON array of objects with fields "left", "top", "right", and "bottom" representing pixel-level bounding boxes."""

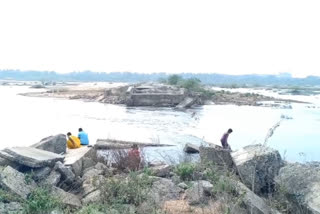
[
  {"left": 200, "top": 145, "right": 234, "bottom": 169},
  {"left": 32, "top": 167, "right": 52, "bottom": 182},
  {"left": 52, "top": 187, "right": 82, "bottom": 208},
  {"left": 150, "top": 164, "right": 171, "bottom": 177},
  {"left": 0, "top": 147, "right": 64, "bottom": 168},
  {"left": 0, "top": 166, "right": 37, "bottom": 199},
  {"left": 232, "top": 145, "right": 282, "bottom": 194},
  {"left": 185, "top": 180, "right": 213, "bottom": 205},
  {"left": 148, "top": 178, "right": 183, "bottom": 205},
  {"left": 275, "top": 162, "right": 320, "bottom": 214},
  {"left": 31, "top": 134, "right": 67, "bottom": 154}
]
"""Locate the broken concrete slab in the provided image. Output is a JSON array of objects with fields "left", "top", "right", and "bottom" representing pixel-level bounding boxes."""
[
  {"left": 0, "top": 147, "right": 64, "bottom": 168},
  {"left": 186, "top": 180, "right": 213, "bottom": 205},
  {"left": 54, "top": 162, "right": 75, "bottom": 184},
  {"left": 95, "top": 139, "right": 174, "bottom": 150},
  {"left": 31, "top": 134, "right": 67, "bottom": 154},
  {"left": 0, "top": 166, "right": 37, "bottom": 199},
  {"left": 232, "top": 145, "right": 282, "bottom": 194},
  {"left": 64, "top": 147, "right": 96, "bottom": 177},
  {"left": 184, "top": 143, "right": 200, "bottom": 153}
]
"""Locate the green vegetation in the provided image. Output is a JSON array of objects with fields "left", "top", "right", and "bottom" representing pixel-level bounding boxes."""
[
  {"left": 23, "top": 187, "right": 62, "bottom": 214},
  {"left": 161, "top": 75, "right": 215, "bottom": 98},
  {"left": 100, "top": 172, "right": 153, "bottom": 206},
  {"left": 0, "top": 189, "right": 23, "bottom": 203},
  {"left": 174, "top": 162, "right": 196, "bottom": 181}
]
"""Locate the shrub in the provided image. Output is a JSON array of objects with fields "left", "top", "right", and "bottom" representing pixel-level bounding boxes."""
[
  {"left": 167, "top": 75, "right": 182, "bottom": 85},
  {"left": 101, "top": 172, "right": 153, "bottom": 206},
  {"left": 23, "top": 187, "right": 61, "bottom": 214},
  {"left": 174, "top": 163, "right": 196, "bottom": 181}
]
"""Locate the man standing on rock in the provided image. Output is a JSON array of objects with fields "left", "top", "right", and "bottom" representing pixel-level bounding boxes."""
[
  {"left": 220, "top": 128, "right": 233, "bottom": 151},
  {"left": 78, "top": 128, "right": 89, "bottom": 146}
]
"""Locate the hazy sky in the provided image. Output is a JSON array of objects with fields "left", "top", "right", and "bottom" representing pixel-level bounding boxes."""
[{"left": 0, "top": 0, "right": 320, "bottom": 77}]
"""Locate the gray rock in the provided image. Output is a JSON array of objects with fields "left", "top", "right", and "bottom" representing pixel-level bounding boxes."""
[
  {"left": 275, "top": 162, "right": 320, "bottom": 214},
  {"left": 32, "top": 167, "right": 52, "bottom": 181},
  {"left": 0, "top": 147, "right": 64, "bottom": 168},
  {"left": 71, "top": 158, "right": 82, "bottom": 177},
  {"left": 184, "top": 143, "right": 200, "bottom": 153},
  {"left": 200, "top": 145, "right": 234, "bottom": 169},
  {"left": 232, "top": 145, "right": 282, "bottom": 194},
  {"left": 81, "top": 190, "right": 101, "bottom": 205},
  {"left": 0, "top": 166, "right": 37, "bottom": 199},
  {"left": 52, "top": 187, "right": 81, "bottom": 207},
  {"left": 31, "top": 134, "right": 67, "bottom": 154},
  {"left": 94, "top": 162, "right": 108, "bottom": 171},
  {"left": 82, "top": 175, "right": 104, "bottom": 196},
  {"left": 149, "top": 178, "right": 182, "bottom": 205},
  {"left": 82, "top": 168, "right": 104, "bottom": 181},
  {"left": 42, "top": 170, "right": 61, "bottom": 186},
  {"left": 82, "top": 157, "right": 96, "bottom": 174},
  {"left": 178, "top": 182, "right": 189, "bottom": 189},
  {"left": 0, "top": 202, "right": 23, "bottom": 214},
  {"left": 150, "top": 164, "right": 171, "bottom": 177},
  {"left": 54, "top": 161, "right": 75, "bottom": 184},
  {"left": 186, "top": 180, "right": 213, "bottom": 205}
]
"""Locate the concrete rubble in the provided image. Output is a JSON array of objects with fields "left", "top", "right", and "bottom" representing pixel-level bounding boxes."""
[
  {"left": 31, "top": 134, "right": 67, "bottom": 154},
  {"left": 232, "top": 144, "right": 282, "bottom": 194},
  {"left": 0, "top": 147, "right": 64, "bottom": 168}
]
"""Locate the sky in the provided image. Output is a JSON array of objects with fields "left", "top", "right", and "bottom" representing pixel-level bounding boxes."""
[{"left": 0, "top": 0, "right": 320, "bottom": 77}]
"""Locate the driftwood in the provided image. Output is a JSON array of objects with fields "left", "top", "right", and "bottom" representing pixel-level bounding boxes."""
[{"left": 94, "top": 139, "right": 174, "bottom": 150}]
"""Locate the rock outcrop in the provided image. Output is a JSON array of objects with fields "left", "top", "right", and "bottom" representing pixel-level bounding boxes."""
[
  {"left": 275, "top": 162, "right": 320, "bottom": 214},
  {"left": 232, "top": 144, "right": 282, "bottom": 194},
  {"left": 31, "top": 134, "right": 67, "bottom": 154},
  {"left": 0, "top": 147, "right": 64, "bottom": 168}
]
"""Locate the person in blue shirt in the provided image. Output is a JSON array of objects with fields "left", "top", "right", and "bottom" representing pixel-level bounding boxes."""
[{"left": 78, "top": 128, "right": 89, "bottom": 146}]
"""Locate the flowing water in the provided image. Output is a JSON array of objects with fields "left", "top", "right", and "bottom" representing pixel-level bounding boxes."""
[{"left": 0, "top": 85, "right": 319, "bottom": 163}]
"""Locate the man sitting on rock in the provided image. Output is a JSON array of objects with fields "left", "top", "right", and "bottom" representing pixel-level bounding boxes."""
[
  {"left": 67, "top": 132, "right": 81, "bottom": 149},
  {"left": 220, "top": 128, "right": 233, "bottom": 151},
  {"left": 78, "top": 128, "right": 89, "bottom": 146}
]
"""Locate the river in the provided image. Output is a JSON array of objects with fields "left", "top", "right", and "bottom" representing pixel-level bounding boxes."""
[{"left": 0, "top": 85, "right": 319, "bottom": 163}]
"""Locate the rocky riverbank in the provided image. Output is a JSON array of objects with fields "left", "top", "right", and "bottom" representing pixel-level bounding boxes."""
[
  {"left": 0, "top": 134, "right": 319, "bottom": 214},
  {"left": 20, "top": 82, "right": 305, "bottom": 108}
]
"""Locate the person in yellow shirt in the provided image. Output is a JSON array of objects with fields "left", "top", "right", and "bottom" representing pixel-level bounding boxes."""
[{"left": 67, "top": 132, "right": 81, "bottom": 149}]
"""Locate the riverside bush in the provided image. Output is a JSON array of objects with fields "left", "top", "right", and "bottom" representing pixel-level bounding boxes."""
[
  {"left": 174, "top": 162, "right": 196, "bottom": 181},
  {"left": 101, "top": 172, "right": 153, "bottom": 206},
  {"left": 23, "top": 187, "right": 61, "bottom": 214}
]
